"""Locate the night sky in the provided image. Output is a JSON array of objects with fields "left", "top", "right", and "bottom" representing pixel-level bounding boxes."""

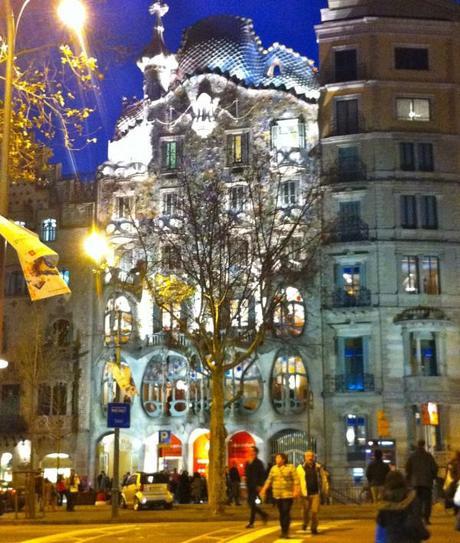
[{"left": 53, "top": 0, "right": 327, "bottom": 177}]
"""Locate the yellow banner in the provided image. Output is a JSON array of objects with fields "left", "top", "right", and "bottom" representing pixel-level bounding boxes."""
[
  {"left": 107, "top": 361, "right": 138, "bottom": 398},
  {"left": 0, "top": 215, "right": 71, "bottom": 301}
]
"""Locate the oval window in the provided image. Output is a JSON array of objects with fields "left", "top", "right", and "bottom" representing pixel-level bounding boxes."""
[
  {"left": 225, "top": 361, "right": 263, "bottom": 413},
  {"left": 271, "top": 352, "right": 308, "bottom": 414}
]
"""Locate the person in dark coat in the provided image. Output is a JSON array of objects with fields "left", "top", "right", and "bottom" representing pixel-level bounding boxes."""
[
  {"left": 245, "top": 446, "right": 268, "bottom": 528},
  {"left": 366, "top": 449, "right": 390, "bottom": 503},
  {"left": 376, "top": 470, "right": 430, "bottom": 543},
  {"left": 405, "top": 440, "right": 438, "bottom": 524},
  {"left": 228, "top": 462, "right": 241, "bottom": 505},
  {"left": 176, "top": 470, "right": 191, "bottom": 503}
]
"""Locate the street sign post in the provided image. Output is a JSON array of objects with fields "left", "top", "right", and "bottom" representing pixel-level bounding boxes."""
[{"left": 107, "top": 403, "right": 130, "bottom": 429}]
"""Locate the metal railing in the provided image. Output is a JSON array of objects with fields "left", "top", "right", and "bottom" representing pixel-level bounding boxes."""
[
  {"left": 332, "top": 287, "right": 371, "bottom": 307},
  {"left": 320, "top": 63, "right": 368, "bottom": 85},
  {"left": 327, "top": 217, "right": 370, "bottom": 243},
  {"left": 324, "top": 373, "right": 376, "bottom": 393}
]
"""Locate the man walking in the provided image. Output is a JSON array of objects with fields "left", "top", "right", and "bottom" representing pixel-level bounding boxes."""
[
  {"left": 297, "top": 450, "right": 329, "bottom": 534},
  {"left": 260, "top": 453, "right": 299, "bottom": 539},
  {"left": 366, "top": 449, "right": 390, "bottom": 503},
  {"left": 405, "top": 439, "right": 438, "bottom": 524},
  {"left": 245, "top": 446, "right": 268, "bottom": 528}
]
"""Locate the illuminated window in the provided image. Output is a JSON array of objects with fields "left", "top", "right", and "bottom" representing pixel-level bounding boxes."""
[
  {"left": 161, "top": 140, "right": 180, "bottom": 171},
  {"left": 396, "top": 98, "right": 430, "bottom": 122},
  {"left": 401, "top": 256, "right": 440, "bottom": 294},
  {"left": 226, "top": 133, "right": 249, "bottom": 166},
  {"left": 41, "top": 218, "right": 57, "bottom": 242},
  {"left": 271, "top": 118, "right": 306, "bottom": 150},
  {"left": 410, "top": 332, "right": 439, "bottom": 376},
  {"left": 273, "top": 287, "right": 305, "bottom": 337},
  {"left": 231, "top": 298, "right": 249, "bottom": 329},
  {"left": 104, "top": 295, "right": 133, "bottom": 344},
  {"left": 271, "top": 352, "right": 308, "bottom": 414},
  {"left": 225, "top": 361, "right": 263, "bottom": 413},
  {"left": 142, "top": 352, "right": 190, "bottom": 417},
  {"left": 161, "top": 303, "right": 182, "bottom": 331}
]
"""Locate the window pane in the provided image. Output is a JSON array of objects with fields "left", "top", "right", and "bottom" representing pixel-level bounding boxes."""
[
  {"left": 399, "top": 143, "right": 415, "bottom": 171},
  {"left": 336, "top": 99, "right": 359, "bottom": 135},
  {"left": 413, "top": 99, "right": 430, "bottom": 121},
  {"left": 420, "top": 339, "right": 438, "bottom": 376},
  {"left": 417, "top": 143, "right": 434, "bottom": 172},
  {"left": 344, "top": 338, "right": 364, "bottom": 391},
  {"left": 335, "top": 49, "right": 357, "bottom": 81},
  {"left": 421, "top": 196, "right": 438, "bottom": 229},
  {"left": 395, "top": 48, "right": 429, "bottom": 70},
  {"left": 402, "top": 256, "right": 418, "bottom": 293},
  {"left": 400, "top": 195, "right": 417, "bottom": 228},
  {"left": 421, "top": 256, "right": 440, "bottom": 294}
]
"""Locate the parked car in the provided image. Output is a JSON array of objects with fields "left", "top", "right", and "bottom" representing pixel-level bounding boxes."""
[
  {"left": 120, "top": 472, "right": 173, "bottom": 510},
  {"left": 0, "top": 480, "right": 25, "bottom": 515}
]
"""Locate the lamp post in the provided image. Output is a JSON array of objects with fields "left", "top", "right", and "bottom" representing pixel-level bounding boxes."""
[
  {"left": 0, "top": 0, "right": 87, "bottom": 364},
  {"left": 83, "top": 229, "right": 121, "bottom": 519}
]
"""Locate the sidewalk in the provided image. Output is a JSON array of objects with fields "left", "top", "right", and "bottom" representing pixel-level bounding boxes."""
[
  {"left": 0, "top": 503, "right": 381, "bottom": 525},
  {"left": 3, "top": 502, "right": 456, "bottom": 526}
]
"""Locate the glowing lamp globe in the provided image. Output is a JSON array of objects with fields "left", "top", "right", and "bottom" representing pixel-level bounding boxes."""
[
  {"left": 84, "top": 231, "right": 112, "bottom": 264},
  {"left": 0, "top": 359, "right": 8, "bottom": 370},
  {"left": 58, "top": 0, "right": 86, "bottom": 32}
]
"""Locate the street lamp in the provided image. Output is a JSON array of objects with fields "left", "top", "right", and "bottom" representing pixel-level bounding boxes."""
[
  {"left": 0, "top": 0, "right": 87, "bottom": 369},
  {"left": 0, "top": 359, "right": 8, "bottom": 370},
  {"left": 84, "top": 229, "right": 122, "bottom": 520}
]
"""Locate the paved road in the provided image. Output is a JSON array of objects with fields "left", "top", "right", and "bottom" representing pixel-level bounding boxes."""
[{"left": 1, "top": 513, "right": 459, "bottom": 543}]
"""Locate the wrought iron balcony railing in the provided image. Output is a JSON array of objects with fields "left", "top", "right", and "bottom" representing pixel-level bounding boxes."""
[
  {"left": 320, "top": 63, "right": 368, "bottom": 85},
  {"left": 326, "top": 216, "right": 370, "bottom": 243},
  {"left": 332, "top": 287, "right": 371, "bottom": 307},
  {"left": 324, "top": 373, "right": 376, "bottom": 394},
  {"left": 323, "top": 161, "right": 367, "bottom": 184}
]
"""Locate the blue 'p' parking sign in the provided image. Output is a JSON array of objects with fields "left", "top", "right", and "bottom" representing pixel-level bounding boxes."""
[{"left": 107, "top": 403, "right": 131, "bottom": 428}]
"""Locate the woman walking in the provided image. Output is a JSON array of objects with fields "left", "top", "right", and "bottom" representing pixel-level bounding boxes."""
[{"left": 260, "top": 453, "right": 299, "bottom": 539}]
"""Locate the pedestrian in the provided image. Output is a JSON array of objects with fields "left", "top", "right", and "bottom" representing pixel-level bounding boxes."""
[
  {"left": 444, "top": 451, "right": 460, "bottom": 531},
  {"left": 96, "top": 470, "right": 109, "bottom": 492},
  {"left": 56, "top": 475, "right": 66, "bottom": 506},
  {"left": 296, "top": 450, "right": 329, "bottom": 534},
  {"left": 260, "top": 453, "right": 300, "bottom": 539},
  {"left": 43, "top": 479, "right": 56, "bottom": 512},
  {"left": 191, "top": 472, "right": 203, "bottom": 504},
  {"left": 245, "top": 446, "right": 269, "bottom": 528},
  {"left": 228, "top": 462, "right": 241, "bottom": 505},
  {"left": 376, "top": 470, "right": 430, "bottom": 543},
  {"left": 366, "top": 449, "right": 390, "bottom": 503},
  {"left": 176, "top": 470, "right": 191, "bottom": 503},
  {"left": 405, "top": 440, "right": 438, "bottom": 524},
  {"left": 65, "top": 469, "right": 80, "bottom": 512}
]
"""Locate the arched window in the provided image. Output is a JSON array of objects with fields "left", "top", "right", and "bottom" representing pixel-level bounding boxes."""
[
  {"left": 142, "top": 352, "right": 189, "bottom": 417},
  {"left": 273, "top": 287, "right": 305, "bottom": 337},
  {"left": 104, "top": 295, "right": 132, "bottom": 344},
  {"left": 271, "top": 352, "right": 309, "bottom": 414},
  {"left": 41, "top": 218, "right": 57, "bottom": 242},
  {"left": 225, "top": 361, "right": 263, "bottom": 413},
  {"left": 101, "top": 359, "right": 131, "bottom": 408}
]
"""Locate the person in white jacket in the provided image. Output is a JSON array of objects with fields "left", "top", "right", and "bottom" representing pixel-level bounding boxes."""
[{"left": 296, "top": 451, "right": 329, "bottom": 534}]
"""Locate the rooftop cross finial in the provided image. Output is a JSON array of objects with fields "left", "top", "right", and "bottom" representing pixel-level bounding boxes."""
[{"left": 149, "top": 2, "right": 169, "bottom": 19}]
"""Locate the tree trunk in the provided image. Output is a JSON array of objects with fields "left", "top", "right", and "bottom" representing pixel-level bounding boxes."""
[{"left": 207, "top": 366, "right": 226, "bottom": 515}]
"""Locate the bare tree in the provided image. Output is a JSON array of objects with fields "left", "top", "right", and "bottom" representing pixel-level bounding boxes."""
[{"left": 116, "top": 147, "right": 322, "bottom": 513}]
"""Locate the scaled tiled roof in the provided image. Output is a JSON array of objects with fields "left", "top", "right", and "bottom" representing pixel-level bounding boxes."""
[{"left": 177, "top": 15, "right": 319, "bottom": 100}]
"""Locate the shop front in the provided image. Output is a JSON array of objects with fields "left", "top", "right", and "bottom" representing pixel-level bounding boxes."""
[{"left": 227, "top": 431, "right": 256, "bottom": 475}]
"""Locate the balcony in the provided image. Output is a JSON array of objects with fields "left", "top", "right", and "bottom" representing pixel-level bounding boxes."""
[
  {"left": 331, "top": 114, "right": 366, "bottom": 137},
  {"left": 326, "top": 216, "right": 370, "bottom": 243},
  {"left": 324, "top": 373, "right": 376, "bottom": 394},
  {"left": 323, "top": 161, "right": 367, "bottom": 184},
  {"left": 320, "top": 63, "right": 368, "bottom": 85},
  {"left": 332, "top": 287, "right": 371, "bottom": 308}
]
